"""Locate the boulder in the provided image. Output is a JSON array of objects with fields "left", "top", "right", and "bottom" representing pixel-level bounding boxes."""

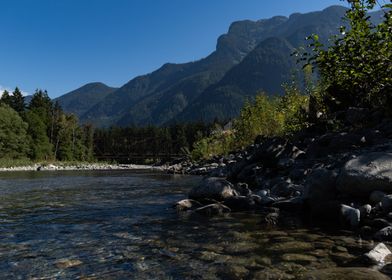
[
  {"left": 359, "top": 204, "right": 372, "bottom": 217},
  {"left": 193, "top": 203, "right": 231, "bottom": 216},
  {"left": 300, "top": 267, "right": 390, "bottom": 280},
  {"left": 370, "top": 219, "right": 391, "bottom": 231},
  {"left": 272, "top": 197, "right": 305, "bottom": 211},
  {"left": 234, "top": 183, "right": 252, "bottom": 196},
  {"left": 223, "top": 195, "right": 258, "bottom": 211},
  {"left": 337, "top": 152, "right": 392, "bottom": 197},
  {"left": 370, "top": 191, "right": 387, "bottom": 204},
  {"left": 189, "top": 177, "right": 238, "bottom": 201},
  {"left": 340, "top": 204, "right": 360, "bottom": 227},
  {"left": 381, "top": 195, "right": 392, "bottom": 212},
  {"left": 303, "top": 169, "right": 338, "bottom": 204},
  {"left": 374, "top": 226, "right": 392, "bottom": 241},
  {"left": 306, "top": 132, "right": 363, "bottom": 159},
  {"left": 364, "top": 243, "right": 392, "bottom": 265}
]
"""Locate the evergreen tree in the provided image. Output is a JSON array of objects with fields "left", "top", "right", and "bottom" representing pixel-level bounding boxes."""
[
  {"left": 0, "top": 104, "right": 29, "bottom": 158},
  {"left": 25, "top": 110, "right": 53, "bottom": 160},
  {"left": 0, "top": 90, "right": 12, "bottom": 106},
  {"left": 11, "top": 87, "right": 25, "bottom": 113}
]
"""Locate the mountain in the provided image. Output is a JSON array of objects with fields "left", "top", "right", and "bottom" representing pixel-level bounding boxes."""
[
  {"left": 58, "top": 6, "right": 384, "bottom": 126},
  {"left": 176, "top": 37, "right": 296, "bottom": 122},
  {"left": 55, "top": 82, "right": 118, "bottom": 117},
  {"left": 81, "top": 14, "right": 288, "bottom": 127}
]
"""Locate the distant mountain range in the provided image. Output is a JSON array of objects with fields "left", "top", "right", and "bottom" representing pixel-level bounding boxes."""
[{"left": 55, "top": 6, "right": 384, "bottom": 127}]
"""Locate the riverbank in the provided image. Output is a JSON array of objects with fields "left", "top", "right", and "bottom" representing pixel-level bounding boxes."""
[
  {"left": 0, "top": 162, "right": 166, "bottom": 172},
  {"left": 173, "top": 110, "right": 392, "bottom": 240}
]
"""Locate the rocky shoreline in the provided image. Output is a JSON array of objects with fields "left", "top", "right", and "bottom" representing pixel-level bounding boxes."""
[
  {"left": 171, "top": 110, "right": 392, "bottom": 276},
  {"left": 0, "top": 163, "right": 165, "bottom": 172}
]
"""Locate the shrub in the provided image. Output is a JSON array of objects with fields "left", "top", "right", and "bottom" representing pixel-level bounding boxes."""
[{"left": 306, "top": 0, "right": 392, "bottom": 114}]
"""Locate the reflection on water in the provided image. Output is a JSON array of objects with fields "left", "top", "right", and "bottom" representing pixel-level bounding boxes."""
[{"left": 0, "top": 171, "right": 375, "bottom": 279}]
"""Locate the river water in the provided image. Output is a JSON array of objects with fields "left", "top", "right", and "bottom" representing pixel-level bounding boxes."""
[{"left": 0, "top": 171, "right": 381, "bottom": 279}]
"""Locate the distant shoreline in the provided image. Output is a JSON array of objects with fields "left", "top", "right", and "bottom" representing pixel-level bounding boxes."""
[{"left": 0, "top": 163, "right": 166, "bottom": 172}]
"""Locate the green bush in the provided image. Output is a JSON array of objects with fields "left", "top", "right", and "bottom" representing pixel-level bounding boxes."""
[
  {"left": 306, "top": 0, "right": 392, "bottom": 113},
  {"left": 191, "top": 88, "right": 308, "bottom": 159}
]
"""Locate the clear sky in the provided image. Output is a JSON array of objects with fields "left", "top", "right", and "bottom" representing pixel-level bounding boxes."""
[{"left": 0, "top": 0, "right": 349, "bottom": 98}]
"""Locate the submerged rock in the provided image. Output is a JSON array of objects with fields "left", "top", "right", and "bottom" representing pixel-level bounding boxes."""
[
  {"left": 173, "top": 199, "right": 202, "bottom": 211},
  {"left": 281, "top": 253, "right": 317, "bottom": 264},
  {"left": 253, "top": 268, "right": 295, "bottom": 280},
  {"left": 268, "top": 241, "right": 313, "bottom": 253},
  {"left": 300, "top": 267, "right": 390, "bottom": 280}
]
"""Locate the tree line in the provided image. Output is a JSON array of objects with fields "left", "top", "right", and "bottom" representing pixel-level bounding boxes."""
[
  {"left": 0, "top": 87, "right": 215, "bottom": 163},
  {"left": 94, "top": 123, "right": 213, "bottom": 163},
  {"left": 0, "top": 88, "right": 94, "bottom": 161}
]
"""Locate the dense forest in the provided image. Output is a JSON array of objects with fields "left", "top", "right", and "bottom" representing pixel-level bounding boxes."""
[
  {"left": 0, "top": 88, "right": 215, "bottom": 164},
  {"left": 0, "top": 89, "right": 94, "bottom": 162}
]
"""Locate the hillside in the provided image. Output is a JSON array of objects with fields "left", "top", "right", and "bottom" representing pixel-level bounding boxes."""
[
  {"left": 55, "top": 82, "right": 118, "bottom": 117},
  {"left": 58, "top": 6, "right": 384, "bottom": 126}
]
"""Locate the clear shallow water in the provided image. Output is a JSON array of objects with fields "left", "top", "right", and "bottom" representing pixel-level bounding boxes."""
[{"left": 0, "top": 171, "right": 377, "bottom": 279}]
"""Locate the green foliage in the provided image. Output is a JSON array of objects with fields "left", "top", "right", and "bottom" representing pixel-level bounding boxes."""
[
  {"left": 192, "top": 88, "right": 309, "bottom": 159},
  {"left": 191, "top": 127, "right": 235, "bottom": 160},
  {"left": 11, "top": 87, "right": 25, "bottom": 113},
  {"left": 0, "top": 104, "right": 29, "bottom": 159},
  {"left": 233, "top": 94, "right": 284, "bottom": 148},
  {"left": 306, "top": 0, "right": 392, "bottom": 113},
  {"left": 0, "top": 87, "right": 97, "bottom": 163},
  {"left": 25, "top": 110, "right": 53, "bottom": 160},
  {"left": 279, "top": 84, "right": 309, "bottom": 134},
  {"left": 0, "top": 88, "right": 25, "bottom": 113}
]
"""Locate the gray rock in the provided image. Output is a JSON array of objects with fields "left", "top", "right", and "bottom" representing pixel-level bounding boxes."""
[
  {"left": 189, "top": 177, "right": 238, "bottom": 201},
  {"left": 173, "top": 199, "right": 203, "bottom": 212},
  {"left": 364, "top": 243, "right": 392, "bottom": 265},
  {"left": 340, "top": 204, "right": 361, "bottom": 227},
  {"left": 371, "top": 219, "right": 391, "bottom": 231},
  {"left": 303, "top": 169, "right": 340, "bottom": 220},
  {"left": 337, "top": 152, "right": 392, "bottom": 197},
  {"left": 359, "top": 204, "right": 372, "bottom": 217},
  {"left": 370, "top": 191, "right": 387, "bottom": 204},
  {"left": 259, "top": 196, "right": 277, "bottom": 206},
  {"left": 381, "top": 195, "right": 392, "bottom": 212},
  {"left": 303, "top": 169, "right": 338, "bottom": 204},
  {"left": 271, "top": 181, "right": 293, "bottom": 197},
  {"left": 223, "top": 195, "right": 258, "bottom": 211},
  {"left": 374, "top": 226, "right": 392, "bottom": 241},
  {"left": 234, "top": 182, "right": 252, "bottom": 196},
  {"left": 193, "top": 203, "right": 231, "bottom": 216},
  {"left": 257, "top": 190, "right": 269, "bottom": 197}
]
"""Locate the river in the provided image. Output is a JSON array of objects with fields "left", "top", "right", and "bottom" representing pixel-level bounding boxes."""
[{"left": 0, "top": 170, "right": 379, "bottom": 279}]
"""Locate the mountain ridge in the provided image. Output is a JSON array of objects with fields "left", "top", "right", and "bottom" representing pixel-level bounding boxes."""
[{"left": 55, "top": 5, "right": 384, "bottom": 126}]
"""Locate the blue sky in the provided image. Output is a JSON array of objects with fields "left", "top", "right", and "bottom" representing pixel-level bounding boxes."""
[{"left": 0, "top": 0, "right": 349, "bottom": 98}]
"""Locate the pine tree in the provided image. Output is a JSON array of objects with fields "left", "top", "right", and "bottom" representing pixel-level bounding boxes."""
[{"left": 11, "top": 87, "right": 25, "bottom": 113}]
